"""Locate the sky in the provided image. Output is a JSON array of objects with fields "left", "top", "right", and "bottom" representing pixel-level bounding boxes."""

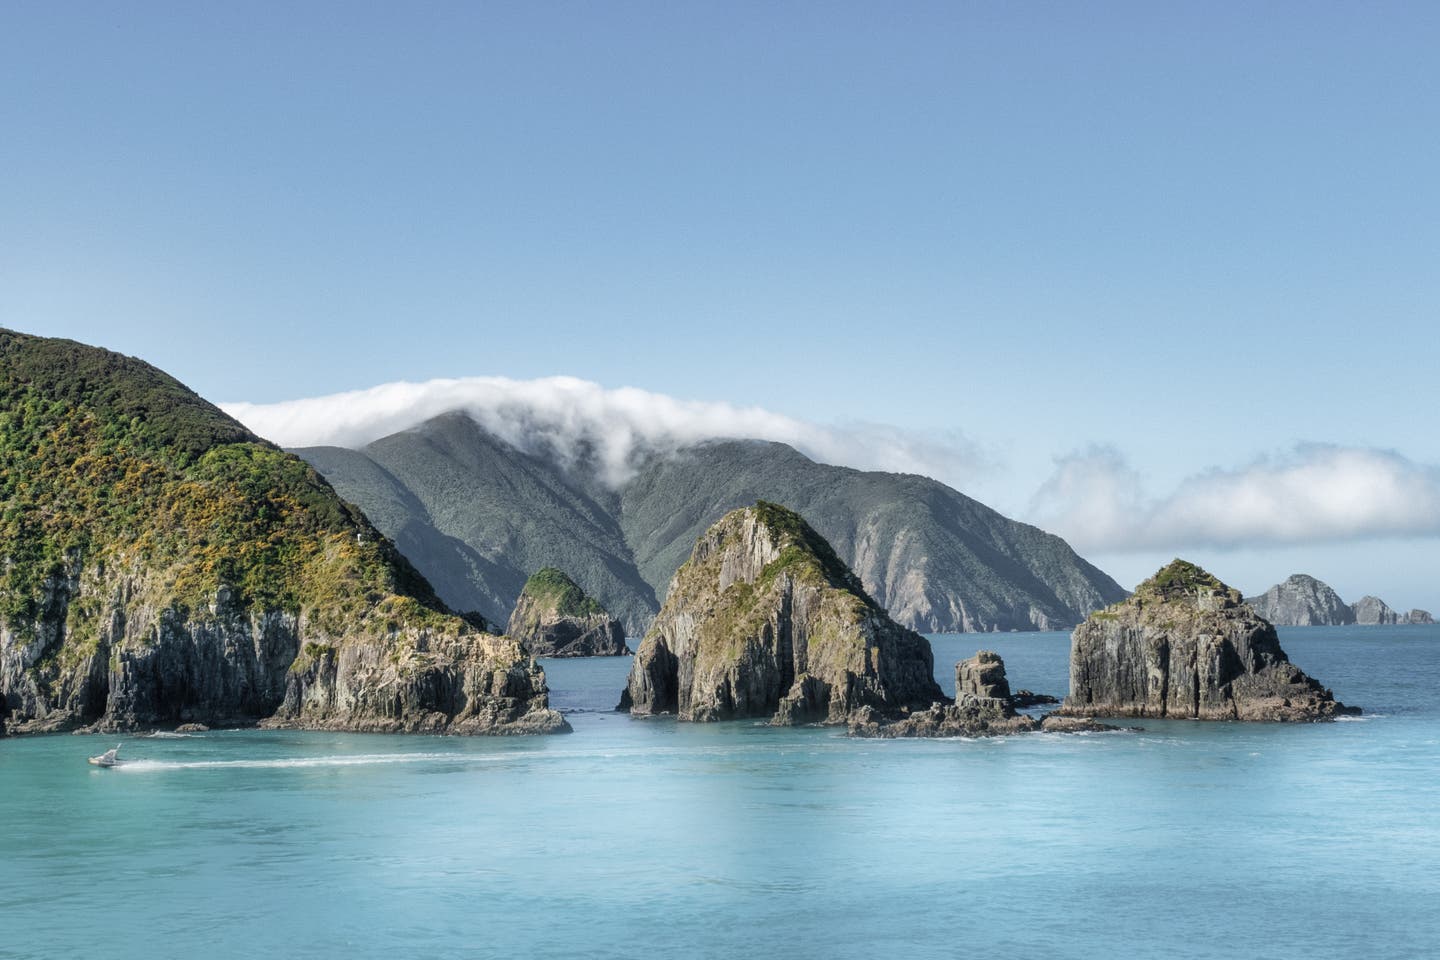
[{"left": 4, "top": 2, "right": 1438, "bottom": 609}]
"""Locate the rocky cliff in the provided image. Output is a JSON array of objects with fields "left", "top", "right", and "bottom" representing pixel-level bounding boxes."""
[
  {"left": 1058, "top": 560, "right": 1357, "bottom": 721},
  {"left": 1405, "top": 609, "right": 1435, "bottom": 625},
  {"left": 1351, "top": 595, "right": 1400, "bottom": 625},
  {"left": 1244, "top": 574, "right": 1355, "bottom": 626},
  {"left": 0, "top": 330, "right": 566, "bottom": 736},
  {"left": 619, "top": 502, "right": 942, "bottom": 724},
  {"left": 506, "top": 568, "right": 630, "bottom": 657}
]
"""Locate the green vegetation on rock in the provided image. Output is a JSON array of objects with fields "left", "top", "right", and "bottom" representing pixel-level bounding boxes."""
[
  {"left": 520, "top": 567, "right": 604, "bottom": 619},
  {"left": 0, "top": 329, "right": 563, "bottom": 734}
]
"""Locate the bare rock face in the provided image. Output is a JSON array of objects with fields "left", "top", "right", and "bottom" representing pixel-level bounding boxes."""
[
  {"left": 619, "top": 502, "right": 942, "bottom": 724},
  {"left": 1245, "top": 574, "right": 1355, "bottom": 626},
  {"left": 268, "top": 627, "right": 568, "bottom": 735},
  {"left": 957, "top": 650, "right": 1012, "bottom": 702},
  {"left": 1058, "top": 560, "right": 1358, "bottom": 722},
  {"left": 1405, "top": 609, "right": 1435, "bottom": 625},
  {"left": 1351, "top": 595, "right": 1400, "bottom": 625},
  {"left": 506, "top": 568, "right": 630, "bottom": 658},
  {"left": 849, "top": 650, "right": 1113, "bottom": 738}
]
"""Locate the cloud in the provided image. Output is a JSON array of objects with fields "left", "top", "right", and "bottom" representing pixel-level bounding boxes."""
[
  {"left": 220, "top": 376, "right": 987, "bottom": 488},
  {"left": 1027, "top": 444, "right": 1440, "bottom": 551}
]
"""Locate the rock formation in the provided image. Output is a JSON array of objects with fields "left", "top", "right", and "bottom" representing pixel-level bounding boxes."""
[
  {"left": 1351, "top": 595, "right": 1400, "bottom": 625},
  {"left": 1058, "top": 560, "right": 1358, "bottom": 721},
  {"left": 0, "top": 329, "right": 567, "bottom": 736},
  {"left": 1246, "top": 574, "right": 1432, "bottom": 627},
  {"left": 848, "top": 650, "right": 1110, "bottom": 738},
  {"left": 1245, "top": 574, "right": 1355, "bottom": 626},
  {"left": 619, "top": 502, "right": 942, "bottom": 724},
  {"left": 506, "top": 568, "right": 630, "bottom": 657}
]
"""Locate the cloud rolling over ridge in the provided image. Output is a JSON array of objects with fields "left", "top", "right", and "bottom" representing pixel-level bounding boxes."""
[{"left": 221, "top": 376, "right": 986, "bottom": 488}]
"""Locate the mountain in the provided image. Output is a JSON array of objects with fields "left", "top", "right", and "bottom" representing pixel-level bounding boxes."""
[
  {"left": 0, "top": 331, "right": 564, "bottom": 736},
  {"left": 1244, "top": 574, "right": 1356, "bottom": 626},
  {"left": 298, "top": 412, "right": 657, "bottom": 632},
  {"left": 294, "top": 417, "right": 1126, "bottom": 635},
  {"left": 1245, "top": 574, "right": 1432, "bottom": 626}
]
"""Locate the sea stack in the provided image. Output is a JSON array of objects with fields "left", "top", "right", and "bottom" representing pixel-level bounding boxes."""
[
  {"left": 506, "top": 568, "right": 630, "bottom": 657},
  {"left": 1351, "top": 595, "right": 1400, "bottom": 625},
  {"left": 619, "top": 501, "right": 942, "bottom": 724},
  {"left": 1058, "top": 560, "right": 1358, "bottom": 722}
]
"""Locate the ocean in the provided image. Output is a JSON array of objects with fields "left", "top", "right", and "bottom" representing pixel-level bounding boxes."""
[{"left": 2, "top": 626, "right": 1436, "bottom": 960}]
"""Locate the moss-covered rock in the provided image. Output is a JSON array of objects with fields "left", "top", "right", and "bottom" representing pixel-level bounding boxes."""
[
  {"left": 1057, "top": 559, "right": 1357, "bottom": 722},
  {"left": 0, "top": 329, "right": 566, "bottom": 735},
  {"left": 619, "top": 501, "right": 942, "bottom": 724},
  {"left": 506, "top": 568, "right": 629, "bottom": 657}
]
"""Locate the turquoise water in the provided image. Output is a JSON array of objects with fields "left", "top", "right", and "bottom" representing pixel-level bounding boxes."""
[{"left": 3, "top": 626, "right": 1437, "bottom": 959}]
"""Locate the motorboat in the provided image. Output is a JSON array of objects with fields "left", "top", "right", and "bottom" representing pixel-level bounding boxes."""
[{"left": 88, "top": 744, "right": 122, "bottom": 767}]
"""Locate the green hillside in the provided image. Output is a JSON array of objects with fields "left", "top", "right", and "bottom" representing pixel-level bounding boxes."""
[{"left": 0, "top": 330, "right": 560, "bottom": 735}]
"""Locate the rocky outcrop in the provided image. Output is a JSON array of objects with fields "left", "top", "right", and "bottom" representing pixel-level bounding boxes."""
[
  {"left": 1, "top": 560, "right": 568, "bottom": 737},
  {"left": 619, "top": 502, "right": 942, "bottom": 724},
  {"left": 1059, "top": 560, "right": 1358, "bottom": 722},
  {"left": 1351, "top": 595, "right": 1400, "bottom": 625},
  {"left": 849, "top": 650, "right": 1112, "bottom": 738},
  {"left": 267, "top": 628, "right": 566, "bottom": 734},
  {"left": 1245, "top": 574, "right": 1355, "bottom": 626},
  {"left": 1245, "top": 574, "right": 1432, "bottom": 627},
  {"left": 0, "top": 329, "right": 567, "bottom": 737},
  {"left": 506, "top": 568, "right": 630, "bottom": 657}
]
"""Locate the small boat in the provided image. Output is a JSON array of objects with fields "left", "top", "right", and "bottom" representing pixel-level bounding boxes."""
[{"left": 88, "top": 744, "right": 123, "bottom": 767}]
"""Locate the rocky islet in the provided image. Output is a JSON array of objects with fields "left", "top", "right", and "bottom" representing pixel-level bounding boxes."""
[
  {"left": 506, "top": 567, "right": 630, "bottom": 658},
  {"left": 1059, "top": 560, "right": 1358, "bottom": 722}
]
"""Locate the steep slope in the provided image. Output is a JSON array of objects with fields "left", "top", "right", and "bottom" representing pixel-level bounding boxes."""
[
  {"left": 1351, "top": 595, "right": 1400, "bottom": 625},
  {"left": 620, "top": 439, "right": 1127, "bottom": 631},
  {"left": 507, "top": 567, "right": 629, "bottom": 657},
  {"left": 296, "top": 419, "right": 1126, "bottom": 635},
  {"left": 1245, "top": 574, "right": 1355, "bottom": 626},
  {"left": 293, "top": 412, "right": 657, "bottom": 632},
  {"left": 1058, "top": 560, "right": 1356, "bottom": 721},
  {"left": 620, "top": 502, "right": 942, "bottom": 723},
  {"left": 0, "top": 330, "right": 564, "bottom": 735}
]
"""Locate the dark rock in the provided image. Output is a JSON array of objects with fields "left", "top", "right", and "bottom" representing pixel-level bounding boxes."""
[
  {"left": 620, "top": 502, "right": 943, "bottom": 724},
  {"left": 1011, "top": 689, "right": 1060, "bottom": 708},
  {"left": 506, "top": 568, "right": 630, "bottom": 657},
  {"left": 1058, "top": 559, "right": 1359, "bottom": 722},
  {"left": 848, "top": 649, "right": 1122, "bottom": 737}
]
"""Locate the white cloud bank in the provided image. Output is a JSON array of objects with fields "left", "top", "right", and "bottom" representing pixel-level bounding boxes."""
[
  {"left": 1028, "top": 444, "right": 1440, "bottom": 552},
  {"left": 221, "top": 376, "right": 986, "bottom": 488}
]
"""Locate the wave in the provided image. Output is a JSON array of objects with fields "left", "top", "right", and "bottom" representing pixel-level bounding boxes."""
[{"left": 116, "top": 752, "right": 467, "bottom": 772}]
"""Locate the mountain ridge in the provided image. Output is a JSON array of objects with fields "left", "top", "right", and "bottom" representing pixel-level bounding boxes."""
[{"left": 293, "top": 412, "right": 1128, "bottom": 636}]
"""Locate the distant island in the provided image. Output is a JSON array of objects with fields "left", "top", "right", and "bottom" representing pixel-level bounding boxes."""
[{"left": 1246, "top": 574, "right": 1433, "bottom": 626}]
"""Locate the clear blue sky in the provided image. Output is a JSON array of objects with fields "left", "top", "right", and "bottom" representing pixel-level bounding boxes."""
[{"left": 4, "top": 2, "right": 1438, "bottom": 608}]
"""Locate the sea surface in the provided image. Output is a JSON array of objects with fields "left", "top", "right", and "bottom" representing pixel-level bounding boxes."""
[{"left": 2, "top": 626, "right": 1437, "bottom": 960}]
